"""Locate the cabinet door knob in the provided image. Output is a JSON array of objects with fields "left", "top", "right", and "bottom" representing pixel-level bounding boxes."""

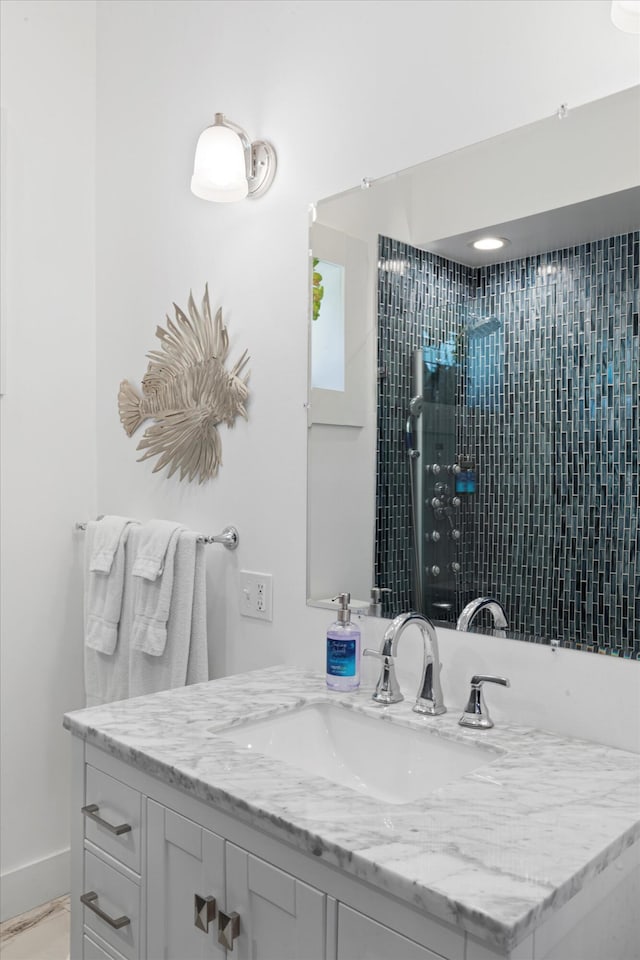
[
  {"left": 218, "top": 910, "right": 241, "bottom": 950},
  {"left": 80, "top": 891, "right": 130, "bottom": 930},
  {"left": 194, "top": 894, "right": 216, "bottom": 933},
  {"left": 82, "top": 803, "right": 132, "bottom": 836}
]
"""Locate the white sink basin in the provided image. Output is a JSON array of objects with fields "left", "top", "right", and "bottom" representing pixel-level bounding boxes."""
[{"left": 213, "top": 702, "right": 501, "bottom": 804}]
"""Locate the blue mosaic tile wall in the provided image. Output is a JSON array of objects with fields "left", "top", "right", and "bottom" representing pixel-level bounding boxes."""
[
  {"left": 376, "top": 238, "right": 471, "bottom": 620},
  {"left": 376, "top": 232, "right": 639, "bottom": 657}
]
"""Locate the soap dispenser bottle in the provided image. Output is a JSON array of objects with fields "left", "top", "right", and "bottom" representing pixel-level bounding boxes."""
[{"left": 326, "top": 592, "right": 361, "bottom": 692}]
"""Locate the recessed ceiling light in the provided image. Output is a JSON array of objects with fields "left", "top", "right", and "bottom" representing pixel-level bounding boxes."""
[{"left": 471, "top": 236, "right": 510, "bottom": 251}]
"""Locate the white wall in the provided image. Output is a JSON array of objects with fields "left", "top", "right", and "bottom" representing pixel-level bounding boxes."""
[
  {"left": 0, "top": 0, "right": 96, "bottom": 920},
  {"left": 2, "top": 0, "right": 640, "bottom": 920}
]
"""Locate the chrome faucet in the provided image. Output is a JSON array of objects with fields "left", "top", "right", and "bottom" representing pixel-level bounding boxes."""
[
  {"left": 363, "top": 612, "right": 446, "bottom": 716},
  {"left": 457, "top": 597, "right": 507, "bottom": 632}
]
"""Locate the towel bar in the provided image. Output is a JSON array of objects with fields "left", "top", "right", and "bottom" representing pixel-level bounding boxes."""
[{"left": 75, "top": 520, "right": 239, "bottom": 550}]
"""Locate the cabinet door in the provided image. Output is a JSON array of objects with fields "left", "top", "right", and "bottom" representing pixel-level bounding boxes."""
[
  {"left": 226, "top": 843, "right": 326, "bottom": 960},
  {"left": 147, "top": 800, "right": 226, "bottom": 959},
  {"left": 337, "top": 904, "right": 443, "bottom": 960}
]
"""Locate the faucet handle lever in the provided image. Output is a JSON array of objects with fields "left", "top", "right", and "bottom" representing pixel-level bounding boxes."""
[
  {"left": 363, "top": 649, "right": 403, "bottom": 705},
  {"left": 459, "top": 675, "right": 510, "bottom": 730},
  {"left": 470, "top": 675, "right": 510, "bottom": 688},
  {"left": 363, "top": 648, "right": 392, "bottom": 666}
]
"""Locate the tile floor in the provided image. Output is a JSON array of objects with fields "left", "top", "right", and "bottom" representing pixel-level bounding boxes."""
[{"left": 0, "top": 896, "right": 70, "bottom": 960}]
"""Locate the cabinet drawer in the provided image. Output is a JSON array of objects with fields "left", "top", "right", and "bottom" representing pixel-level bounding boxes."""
[
  {"left": 85, "top": 765, "right": 142, "bottom": 873},
  {"left": 338, "top": 904, "right": 444, "bottom": 960},
  {"left": 83, "top": 932, "right": 127, "bottom": 960},
  {"left": 82, "top": 850, "right": 140, "bottom": 960}
]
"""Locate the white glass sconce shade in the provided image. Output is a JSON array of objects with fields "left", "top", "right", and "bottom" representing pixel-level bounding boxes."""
[
  {"left": 191, "top": 113, "right": 277, "bottom": 203},
  {"left": 191, "top": 123, "right": 249, "bottom": 202},
  {"left": 611, "top": 0, "right": 640, "bottom": 33}
]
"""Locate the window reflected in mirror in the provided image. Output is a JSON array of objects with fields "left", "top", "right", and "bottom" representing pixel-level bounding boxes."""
[{"left": 311, "top": 259, "right": 345, "bottom": 392}]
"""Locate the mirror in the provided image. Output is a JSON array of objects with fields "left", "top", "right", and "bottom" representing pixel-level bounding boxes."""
[{"left": 307, "top": 86, "right": 640, "bottom": 659}]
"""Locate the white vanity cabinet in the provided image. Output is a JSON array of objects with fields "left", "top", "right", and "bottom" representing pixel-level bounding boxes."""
[
  {"left": 69, "top": 732, "right": 639, "bottom": 960},
  {"left": 74, "top": 756, "right": 143, "bottom": 960},
  {"left": 70, "top": 739, "right": 470, "bottom": 960},
  {"left": 145, "top": 799, "right": 327, "bottom": 960},
  {"left": 146, "top": 801, "right": 226, "bottom": 959},
  {"left": 224, "top": 843, "right": 327, "bottom": 960}
]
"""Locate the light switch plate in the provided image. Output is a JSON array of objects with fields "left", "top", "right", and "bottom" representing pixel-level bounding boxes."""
[{"left": 239, "top": 571, "right": 273, "bottom": 621}]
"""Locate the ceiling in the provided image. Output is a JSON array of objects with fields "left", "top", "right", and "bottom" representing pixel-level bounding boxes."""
[{"left": 421, "top": 186, "right": 640, "bottom": 267}]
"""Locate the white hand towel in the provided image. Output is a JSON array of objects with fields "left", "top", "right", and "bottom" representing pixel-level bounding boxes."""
[
  {"left": 90, "top": 515, "right": 136, "bottom": 574},
  {"left": 132, "top": 518, "right": 184, "bottom": 581},
  {"left": 185, "top": 538, "right": 208, "bottom": 685},
  {"left": 85, "top": 517, "right": 136, "bottom": 655},
  {"left": 131, "top": 521, "right": 183, "bottom": 655},
  {"left": 84, "top": 523, "right": 139, "bottom": 706},
  {"left": 129, "top": 530, "right": 208, "bottom": 697}
]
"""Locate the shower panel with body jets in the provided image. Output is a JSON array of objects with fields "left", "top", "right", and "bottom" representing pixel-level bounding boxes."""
[{"left": 407, "top": 347, "right": 469, "bottom": 621}]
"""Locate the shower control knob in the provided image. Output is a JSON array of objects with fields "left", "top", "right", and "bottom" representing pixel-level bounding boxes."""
[
  {"left": 428, "top": 530, "right": 441, "bottom": 543},
  {"left": 451, "top": 497, "right": 462, "bottom": 508},
  {"left": 431, "top": 498, "right": 442, "bottom": 509},
  {"left": 429, "top": 566, "right": 441, "bottom": 577},
  {"left": 449, "top": 562, "right": 461, "bottom": 574},
  {"left": 430, "top": 464, "right": 442, "bottom": 475},
  {"left": 449, "top": 528, "right": 461, "bottom": 541},
  {"left": 449, "top": 464, "right": 462, "bottom": 475}
]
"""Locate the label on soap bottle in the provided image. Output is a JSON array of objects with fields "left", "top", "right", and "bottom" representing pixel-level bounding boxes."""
[{"left": 326, "top": 638, "right": 356, "bottom": 677}]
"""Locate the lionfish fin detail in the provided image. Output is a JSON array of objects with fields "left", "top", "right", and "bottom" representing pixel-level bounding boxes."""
[
  {"left": 145, "top": 289, "right": 219, "bottom": 385},
  {"left": 118, "top": 380, "right": 145, "bottom": 436},
  {"left": 136, "top": 410, "right": 222, "bottom": 484},
  {"left": 230, "top": 349, "right": 250, "bottom": 382}
]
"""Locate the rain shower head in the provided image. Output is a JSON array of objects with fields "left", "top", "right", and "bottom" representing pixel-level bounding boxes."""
[{"left": 467, "top": 315, "right": 501, "bottom": 339}]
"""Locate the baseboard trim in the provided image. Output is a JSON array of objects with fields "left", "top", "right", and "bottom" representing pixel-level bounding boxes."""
[{"left": 0, "top": 848, "right": 70, "bottom": 922}]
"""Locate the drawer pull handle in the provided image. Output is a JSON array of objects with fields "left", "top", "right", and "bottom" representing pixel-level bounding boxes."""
[
  {"left": 80, "top": 891, "right": 131, "bottom": 930},
  {"left": 194, "top": 894, "right": 216, "bottom": 933},
  {"left": 82, "top": 803, "right": 132, "bottom": 836},
  {"left": 218, "top": 910, "right": 240, "bottom": 950}
]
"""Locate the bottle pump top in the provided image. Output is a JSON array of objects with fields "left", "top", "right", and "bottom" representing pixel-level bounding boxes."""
[{"left": 333, "top": 592, "right": 352, "bottom": 624}]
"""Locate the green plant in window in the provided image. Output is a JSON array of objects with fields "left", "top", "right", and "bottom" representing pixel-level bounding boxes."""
[{"left": 312, "top": 258, "right": 324, "bottom": 321}]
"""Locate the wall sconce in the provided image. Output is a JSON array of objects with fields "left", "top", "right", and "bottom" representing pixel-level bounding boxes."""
[
  {"left": 611, "top": 0, "right": 640, "bottom": 32},
  {"left": 190, "top": 113, "right": 277, "bottom": 202}
]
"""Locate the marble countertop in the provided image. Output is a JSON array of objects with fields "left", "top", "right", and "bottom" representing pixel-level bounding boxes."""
[{"left": 64, "top": 666, "right": 640, "bottom": 952}]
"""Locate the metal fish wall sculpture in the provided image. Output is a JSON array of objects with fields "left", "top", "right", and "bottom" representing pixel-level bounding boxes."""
[{"left": 118, "top": 285, "right": 250, "bottom": 483}]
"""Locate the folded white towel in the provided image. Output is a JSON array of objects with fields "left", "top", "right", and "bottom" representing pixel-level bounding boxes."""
[
  {"left": 129, "top": 530, "right": 208, "bottom": 697},
  {"left": 131, "top": 521, "right": 183, "bottom": 655},
  {"left": 132, "top": 518, "right": 184, "bottom": 581},
  {"left": 85, "top": 517, "right": 136, "bottom": 655},
  {"left": 90, "top": 515, "right": 136, "bottom": 574},
  {"left": 85, "top": 523, "right": 139, "bottom": 706}
]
